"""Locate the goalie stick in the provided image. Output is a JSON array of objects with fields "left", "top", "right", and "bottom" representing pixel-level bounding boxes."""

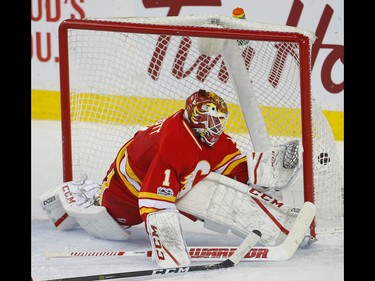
[
  {"left": 45, "top": 201, "right": 315, "bottom": 262},
  {"left": 222, "top": 38, "right": 273, "bottom": 152},
  {"left": 38, "top": 229, "right": 261, "bottom": 281},
  {"left": 44, "top": 244, "right": 298, "bottom": 262}
]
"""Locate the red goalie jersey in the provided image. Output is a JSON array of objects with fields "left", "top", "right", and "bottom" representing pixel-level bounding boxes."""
[{"left": 98, "top": 90, "right": 248, "bottom": 227}]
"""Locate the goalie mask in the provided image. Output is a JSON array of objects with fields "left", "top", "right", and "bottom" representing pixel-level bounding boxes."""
[{"left": 184, "top": 89, "right": 229, "bottom": 146}]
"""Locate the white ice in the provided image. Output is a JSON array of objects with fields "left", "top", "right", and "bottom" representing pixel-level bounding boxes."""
[{"left": 32, "top": 120, "right": 344, "bottom": 281}]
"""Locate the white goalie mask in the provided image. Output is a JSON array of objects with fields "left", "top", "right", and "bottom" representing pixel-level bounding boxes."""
[{"left": 184, "top": 89, "right": 229, "bottom": 146}]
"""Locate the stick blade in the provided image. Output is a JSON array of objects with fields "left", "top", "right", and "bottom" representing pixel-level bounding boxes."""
[
  {"left": 229, "top": 229, "right": 262, "bottom": 265},
  {"left": 279, "top": 201, "right": 316, "bottom": 259}
]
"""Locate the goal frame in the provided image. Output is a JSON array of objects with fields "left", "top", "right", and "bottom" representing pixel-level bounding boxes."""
[{"left": 58, "top": 18, "right": 315, "bottom": 236}]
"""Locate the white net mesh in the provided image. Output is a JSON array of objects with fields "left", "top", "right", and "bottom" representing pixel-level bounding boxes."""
[{"left": 60, "top": 15, "right": 343, "bottom": 232}]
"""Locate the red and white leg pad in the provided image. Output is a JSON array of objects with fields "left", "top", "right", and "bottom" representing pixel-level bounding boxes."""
[
  {"left": 176, "top": 172, "right": 301, "bottom": 246},
  {"left": 39, "top": 181, "right": 130, "bottom": 241},
  {"left": 39, "top": 185, "right": 79, "bottom": 231},
  {"left": 146, "top": 209, "right": 191, "bottom": 268}
]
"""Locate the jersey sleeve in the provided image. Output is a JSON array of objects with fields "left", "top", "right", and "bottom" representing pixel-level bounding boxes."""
[{"left": 212, "top": 134, "right": 249, "bottom": 184}]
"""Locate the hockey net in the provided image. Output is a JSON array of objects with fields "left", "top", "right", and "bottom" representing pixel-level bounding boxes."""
[{"left": 58, "top": 15, "right": 343, "bottom": 236}]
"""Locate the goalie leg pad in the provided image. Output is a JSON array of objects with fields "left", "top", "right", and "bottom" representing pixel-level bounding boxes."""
[
  {"left": 176, "top": 173, "right": 299, "bottom": 246},
  {"left": 39, "top": 185, "right": 79, "bottom": 231},
  {"left": 146, "top": 209, "right": 191, "bottom": 268},
  {"left": 58, "top": 185, "right": 130, "bottom": 241}
]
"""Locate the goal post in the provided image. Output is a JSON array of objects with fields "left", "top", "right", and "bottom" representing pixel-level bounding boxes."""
[{"left": 58, "top": 15, "right": 343, "bottom": 237}]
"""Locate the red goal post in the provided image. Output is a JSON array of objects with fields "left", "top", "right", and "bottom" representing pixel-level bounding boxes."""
[{"left": 58, "top": 15, "right": 343, "bottom": 237}]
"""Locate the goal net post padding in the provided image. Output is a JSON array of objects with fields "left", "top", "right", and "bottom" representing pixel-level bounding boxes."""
[{"left": 58, "top": 15, "right": 343, "bottom": 236}]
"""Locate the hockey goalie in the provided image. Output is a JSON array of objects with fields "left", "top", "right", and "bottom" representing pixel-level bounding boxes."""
[{"left": 40, "top": 89, "right": 306, "bottom": 268}]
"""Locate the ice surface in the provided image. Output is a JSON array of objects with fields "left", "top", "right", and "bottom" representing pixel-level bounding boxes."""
[{"left": 32, "top": 120, "right": 343, "bottom": 281}]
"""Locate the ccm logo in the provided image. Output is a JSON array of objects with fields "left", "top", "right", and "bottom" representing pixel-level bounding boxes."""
[
  {"left": 150, "top": 225, "right": 165, "bottom": 260},
  {"left": 62, "top": 185, "right": 76, "bottom": 204},
  {"left": 248, "top": 187, "right": 284, "bottom": 208},
  {"left": 43, "top": 196, "right": 56, "bottom": 206}
]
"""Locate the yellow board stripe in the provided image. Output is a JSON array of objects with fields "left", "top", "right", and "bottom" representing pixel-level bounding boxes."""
[
  {"left": 31, "top": 90, "right": 343, "bottom": 141},
  {"left": 31, "top": 89, "right": 61, "bottom": 120}
]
